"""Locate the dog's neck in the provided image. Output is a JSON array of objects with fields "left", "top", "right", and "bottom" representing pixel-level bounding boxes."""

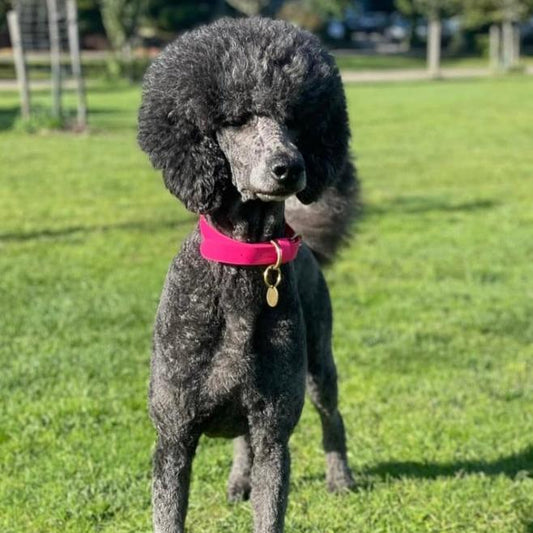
[{"left": 206, "top": 195, "right": 285, "bottom": 243}]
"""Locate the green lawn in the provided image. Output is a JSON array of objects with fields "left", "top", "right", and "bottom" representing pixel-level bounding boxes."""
[
  {"left": 1, "top": 77, "right": 533, "bottom": 533},
  {"left": 0, "top": 53, "right": 470, "bottom": 79},
  {"left": 333, "top": 53, "right": 474, "bottom": 71},
  {"left": 333, "top": 53, "right": 533, "bottom": 71},
  {"left": 1, "top": 52, "right": 532, "bottom": 81}
]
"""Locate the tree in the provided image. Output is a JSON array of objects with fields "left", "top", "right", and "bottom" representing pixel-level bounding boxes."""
[
  {"left": 225, "top": 0, "right": 347, "bottom": 29},
  {"left": 462, "top": 0, "right": 533, "bottom": 70},
  {"left": 98, "top": 0, "right": 147, "bottom": 78},
  {"left": 275, "top": 0, "right": 348, "bottom": 32},
  {"left": 462, "top": 0, "right": 533, "bottom": 25},
  {"left": 225, "top": 0, "right": 269, "bottom": 15},
  {"left": 396, "top": 0, "right": 460, "bottom": 77},
  {"left": 145, "top": 0, "right": 221, "bottom": 33}
]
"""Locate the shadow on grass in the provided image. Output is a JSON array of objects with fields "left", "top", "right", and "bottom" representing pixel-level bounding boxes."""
[
  {"left": 364, "top": 446, "right": 533, "bottom": 481},
  {"left": 0, "top": 107, "right": 19, "bottom": 130},
  {"left": 83, "top": 107, "right": 128, "bottom": 114},
  {"left": 366, "top": 196, "right": 499, "bottom": 217},
  {"left": 0, "top": 216, "right": 195, "bottom": 243},
  {"left": 88, "top": 83, "right": 141, "bottom": 94}
]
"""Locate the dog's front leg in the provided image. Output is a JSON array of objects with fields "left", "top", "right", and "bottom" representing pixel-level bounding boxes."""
[
  {"left": 249, "top": 430, "right": 290, "bottom": 533},
  {"left": 152, "top": 434, "right": 198, "bottom": 533}
]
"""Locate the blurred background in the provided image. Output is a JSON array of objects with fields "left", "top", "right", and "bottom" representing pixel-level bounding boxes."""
[
  {"left": 1, "top": 2, "right": 533, "bottom": 533},
  {"left": 1, "top": 0, "right": 533, "bottom": 92}
]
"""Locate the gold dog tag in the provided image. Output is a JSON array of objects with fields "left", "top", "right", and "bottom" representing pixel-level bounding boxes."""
[
  {"left": 263, "top": 240, "right": 283, "bottom": 308},
  {"left": 266, "top": 286, "right": 279, "bottom": 307}
]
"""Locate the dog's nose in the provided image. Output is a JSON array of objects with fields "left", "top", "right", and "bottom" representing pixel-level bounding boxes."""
[{"left": 271, "top": 157, "right": 305, "bottom": 183}]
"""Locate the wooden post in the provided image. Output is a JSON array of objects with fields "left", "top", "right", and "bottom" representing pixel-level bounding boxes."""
[
  {"left": 489, "top": 24, "right": 501, "bottom": 71},
  {"left": 427, "top": 17, "right": 442, "bottom": 79},
  {"left": 46, "top": 0, "right": 62, "bottom": 118},
  {"left": 502, "top": 19, "right": 513, "bottom": 71},
  {"left": 7, "top": 10, "right": 31, "bottom": 119},
  {"left": 66, "top": 0, "right": 87, "bottom": 129},
  {"left": 513, "top": 23, "right": 520, "bottom": 67}
]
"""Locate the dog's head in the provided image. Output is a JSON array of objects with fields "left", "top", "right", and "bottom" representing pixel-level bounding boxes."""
[{"left": 138, "top": 17, "right": 350, "bottom": 213}]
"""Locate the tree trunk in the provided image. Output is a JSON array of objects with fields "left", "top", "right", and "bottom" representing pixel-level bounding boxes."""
[
  {"left": 427, "top": 17, "right": 441, "bottom": 79},
  {"left": 489, "top": 23, "right": 501, "bottom": 71},
  {"left": 66, "top": 0, "right": 87, "bottom": 129},
  {"left": 502, "top": 19, "right": 514, "bottom": 71},
  {"left": 513, "top": 24, "right": 520, "bottom": 67},
  {"left": 46, "top": 0, "right": 62, "bottom": 118},
  {"left": 122, "top": 41, "right": 133, "bottom": 83},
  {"left": 7, "top": 10, "right": 31, "bottom": 120}
]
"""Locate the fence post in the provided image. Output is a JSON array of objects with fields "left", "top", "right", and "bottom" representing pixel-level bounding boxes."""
[
  {"left": 427, "top": 17, "right": 441, "bottom": 79},
  {"left": 46, "top": 0, "right": 62, "bottom": 118},
  {"left": 489, "top": 24, "right": 501, "bottom": 71},
  {"left": 66, "top": 0, "right": 87, "bottom": 129},
  {"left": 7, "top": 10, "right": 31, "bottom": 119},
  {"left": 512, "top": 23, "right": 520, "bottom": 67},
  {"left": 501, "top": 19, "right": 513, "bottom": 71}
]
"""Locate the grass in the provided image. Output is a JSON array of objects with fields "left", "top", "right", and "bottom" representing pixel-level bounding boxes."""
[
  {"left": 333, "top": 53, "right": 533, "bottom": 71},
  {"left": 333, "top": 53, "right": 480, "bottom": 70},
  {"left": 0, "top": 52, "right": 532, "bottom": 81},
  {"left": 1, "top": 76, "right": 533, "bottom": 532}
]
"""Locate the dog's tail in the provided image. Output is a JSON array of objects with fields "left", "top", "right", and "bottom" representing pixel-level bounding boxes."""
[{"left": 285, "top": 159, "right": 360, "bottom": 265}]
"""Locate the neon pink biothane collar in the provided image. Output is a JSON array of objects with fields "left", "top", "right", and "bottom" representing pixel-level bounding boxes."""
[{"left": 199, "top": 215, "right": 301, "bottom": 266}]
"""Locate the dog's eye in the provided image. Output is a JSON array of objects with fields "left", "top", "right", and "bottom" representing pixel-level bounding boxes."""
[{"left": 224, "top": 115, "right": 251, "bottom": 129}]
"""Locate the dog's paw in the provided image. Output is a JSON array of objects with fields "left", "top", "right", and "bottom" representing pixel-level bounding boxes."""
[
  {"left": 327, "top": 471, "right": 356, "bottom": 493},
  {"left": 326, "top": 454, "right": 356, "bottom": 493},
  {"left": 227, "top": 477, "right": 251, "bottom": 503}
]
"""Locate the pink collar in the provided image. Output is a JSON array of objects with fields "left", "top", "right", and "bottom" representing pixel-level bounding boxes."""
[{"left": 199, "top": 216, "right": 301, "bottom": 266}]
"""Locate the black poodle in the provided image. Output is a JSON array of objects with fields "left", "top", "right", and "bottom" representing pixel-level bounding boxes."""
[{"left": 138, "top": 16, "right": 359, "bottom": 533}]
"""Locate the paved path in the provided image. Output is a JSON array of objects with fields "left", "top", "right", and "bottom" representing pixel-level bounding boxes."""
[{"left": 0, "top": 78, "right": 80, "bottom": 91}]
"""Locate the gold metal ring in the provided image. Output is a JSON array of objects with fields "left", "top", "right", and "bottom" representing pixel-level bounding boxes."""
[
  {"left": 263, "top": 265, "right": 282, "bottom": 288},
  {"left": 270, "top": 239, "right": 282, "bottom": 269}
]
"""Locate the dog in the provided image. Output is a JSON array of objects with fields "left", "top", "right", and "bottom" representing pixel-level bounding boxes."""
[{"left": 138, "top": 17, "right": 359, "bottom": 533}]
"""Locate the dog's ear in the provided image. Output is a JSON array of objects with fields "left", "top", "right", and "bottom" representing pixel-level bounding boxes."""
[
  {"left": 137, "top": 67, "right": 229, "bottom": 214},
  {"left": 294, "top": 67, "right": 350, "bottom": 206}
]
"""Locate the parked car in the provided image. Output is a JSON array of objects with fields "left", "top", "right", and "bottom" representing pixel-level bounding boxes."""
[
  {"left": 345, "top": 11, "right": 389, "bottom": 34},
  {"left": 385, "top": 13, "right": 410, "bottom": 43}
]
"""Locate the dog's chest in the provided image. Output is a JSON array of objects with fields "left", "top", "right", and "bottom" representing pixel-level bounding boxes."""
[
  {"left": 200, "top": 306, "right": 305, "bottom": 437},
  {"left": 203, "top": 310, "right": 256, "bottom": 395},
  {"left": 153, "top": 244, "right": 306, "bottom": 435}
]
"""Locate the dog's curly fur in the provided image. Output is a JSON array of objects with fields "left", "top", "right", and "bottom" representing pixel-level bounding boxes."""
[{"left": 138, "top": 17, "right": 360, "bottom": 533}]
